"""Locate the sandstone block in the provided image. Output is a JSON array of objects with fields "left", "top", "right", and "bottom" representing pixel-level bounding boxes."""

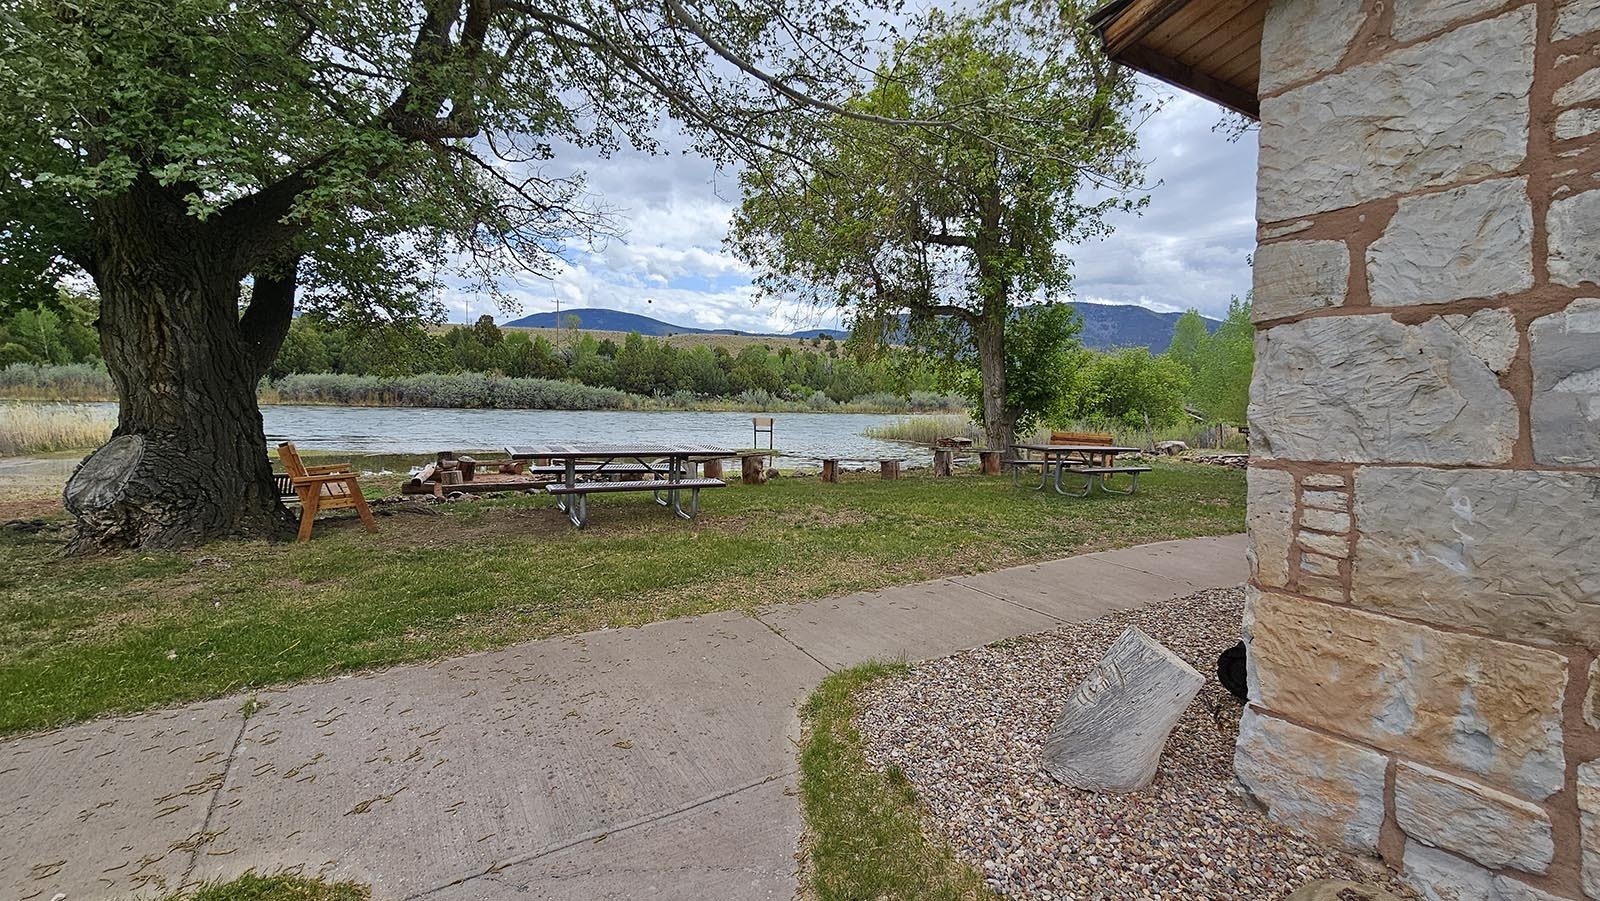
[
  {"left": 1353, "top": 467, "right": 1600, "bottom": 647},
  {"left": 1042, "top": 627, "right": 1204, "bottom": 792},
  {"left": 1395, "top": 761, "right": 1554, "bottom": 872},
  {"left": 1442, "top": 308, "right": 1519, "bottom": 374},
  {"left": 1367, "top": 179, "right": 1533, "bottom": 306},
  {"left": 1248, "top": 467, "right": 1296, "bottom": 588},
  {"left": 1297, "top": 575, "right": 1348, "bottom": 603},
  {"left": 1301, "top": 473, "right": 1349, "bottom": 490},
  {"left": 1248, "top": 590, "right": 1567, "bottom": 799},
  {"left": 1405, "top": 843, "right": 1500, "bottom": 901},
  {"left": 1249, "top": 315, "right": 1519, "bottom": 464},
  {"left": 1557, "top": 108, "right": 1600, "bottom": 141},
  {"left": 1253, "top": 240, "right": 1350, "bottom": 321},
  {"left": 1588, "top": 659, "right": 1600, "bottom": 730},
  {"left": 1550, "top": 189, "right": 1600, "bottom": 286},
  {"left": 1555, "top": 0, "right": 1600, "bottom": 39},
  {"left": 1297, "top": 528, "right": 1350, "bottom": 559},
  {"left": 1300, "top": 551, "right": 1341, "bottom": 578},
  {"left": 1556, "top": 68, "right": 1600, "bottom": 106},
  {"left": 1302, "top": 488, "right": 1352, "bottom": 512},
  {"left": 1258, "top": 9, "right": 1533, "bottom": 221},
  {"left": 1259, "top": 0, "right": 1367, "bottom": 93},
  {"left": 1234, "top": 707, "right": 1389, "bottom": 852},
  {"left": 1393, "top": 0, "right": 1513, "bottom": 40},
  {"left": 1578, "top": 760, "right": 1600, "bottom": 898},
  {"left": 1300, "top": 507, "right": 1352, "bottom": 534},
  {"left": 1287, "top": 881, "right": 1405, "bottom": 901},
  {"left": 1530, "top": 298, "right": 1600, "bottom": 466}
]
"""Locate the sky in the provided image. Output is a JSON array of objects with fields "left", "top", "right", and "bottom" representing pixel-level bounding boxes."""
[{"left": 453, "top": 78, "right": 1259, "bottom": 333}]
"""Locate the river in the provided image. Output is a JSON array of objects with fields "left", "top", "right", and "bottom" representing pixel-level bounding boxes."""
[{"left": 43, "top": 403, "right": 935, "bottom": 467}]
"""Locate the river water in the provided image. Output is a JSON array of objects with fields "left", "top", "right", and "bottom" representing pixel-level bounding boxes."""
[{"left": 47, "top": 403, "right": 933, "bottom": 467}]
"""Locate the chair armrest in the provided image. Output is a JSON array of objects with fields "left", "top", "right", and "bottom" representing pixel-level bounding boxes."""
[{"left": 291, "top": 472, "right": 362, "bottom": 485}]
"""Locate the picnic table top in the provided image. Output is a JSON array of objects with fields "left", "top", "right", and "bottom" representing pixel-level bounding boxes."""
[
  {"left": 506, "top": 444, "right": 735, "bottom": 459},
  {"left": 1011, "top": 443, "right": 1143, "bottom": 454}
]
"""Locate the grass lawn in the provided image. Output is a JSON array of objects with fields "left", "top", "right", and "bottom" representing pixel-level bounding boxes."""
[
  {"left": 799, "top": 662, "right": 999, "bottom": 901},
  {"left": 0, "top": 460, "right": 1242, "bottom": 735}
]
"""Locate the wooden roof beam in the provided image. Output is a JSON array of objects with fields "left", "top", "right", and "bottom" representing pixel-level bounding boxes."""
[{"left": 1117, "top": 44, "right": 1260, "bottom": 119}]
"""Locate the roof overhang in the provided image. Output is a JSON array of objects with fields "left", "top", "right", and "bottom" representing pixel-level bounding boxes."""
[{"left": 1088, "top": 0, "right": 1266, "bottom": 119}]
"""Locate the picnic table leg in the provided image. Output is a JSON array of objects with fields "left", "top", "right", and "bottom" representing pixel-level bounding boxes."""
[
  {"left": 569, "top": 492, "right": 587, "bottom": 528},
  {"left": 1098, "top": 470, "right": 1141, "bottom": 495},
  {"left": 1053, "top": 463, "right": 1093, "bottom": 497}
]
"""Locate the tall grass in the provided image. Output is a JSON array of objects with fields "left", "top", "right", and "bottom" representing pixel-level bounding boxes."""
[
  {"left": 271, "top": 372, "right": 639, "bottom": 410},
  {"left": 0, "top": 363, "right": 116, "bottom": 401},
  {"left": 0, "top": 404, "right": 113, "bottom": 455},
  {"left": 865, "top": 414, "right": 984, "bottom": 445}
]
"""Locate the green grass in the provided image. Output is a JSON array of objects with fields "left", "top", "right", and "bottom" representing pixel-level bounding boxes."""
[
  {"left": 0, "top": 463, "right": 1242, "bottom": 734},
  {"left": 799, "top": 663, "right": 999, "bottom": 901},
  {"left": 164, "top": 874, "right": 368, "bottom": 901}
]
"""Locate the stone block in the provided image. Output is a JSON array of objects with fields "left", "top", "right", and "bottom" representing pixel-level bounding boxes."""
[
  {"left": 1259, "top": 0, "right": 1368, "bottom": 93},
  {"left": 1550, "top": 189, "right": 1600, "bottom": 286},
  {"left": 1404, "top": 843, "right": 1500, "bottom": 901},
  {"left": 1234, "top": 707, "right": 1389, "bottom": 852},
  {"left": 1393, "top": 0, "right": 1515, "bottom": 41},
  {"left": 1302, "top": 488, "right": 1352, "bottom": 511},
  {"left": 1367, "top": 179, "right": 1533, "bottom": 306},
  {"left": 1297, "top": 528, "right": 1350, "bottom": 559},
  {"left": 1300, "top": 507, "right": 1352, "bottom": 534},
  {"left": 1258, "top": 9, "right": 1534, "bottom": 221},
  {"left": 1555, "top": 0, "right": 1600, "bottom": 39},
  {"left": 1556, "top": 68, "right": 1600, "bottom": 106},
  {"left": 1301, "top": 473, "right": 1349, "bottom": 490},
  {"left": 1557, "top": 108, "right": 1600, "bottom": 141},
  {"left": 1531, "top": 298, "right": 1600, "bottom": 466},
  {"left": 1248, "top": 467, "right": 1296, "bottom": 588},
  {"left": 1395, "top": 761, "right": 1554, "bottom": 872},
  {"left": 1579, "top": 760, "right": 1600, "bottom": 898},
  {"left": 1297, "top": 575, "right": 1348, "bottom": 603},
  {"left": 1249, "top": 314, "right": 1519, "bottom": 464},
  {"left": 1588, "top": 659, "right": 1600, "bottom": 730},
  {"left": 1442, "top": 308, "right": 1519, "bottom": 374},
  {"left": 1300, "top": 551, "right": 1341, "bottom": 578},
  {"left": 1253, "top": 239, "right": 1350, "bottom": 321},
  {"left": 1248, "top": 590, "right": 1567, "bottom": 799},
  {"left": 1353, "top": 467, "right": 1600, "bottom": 648}
]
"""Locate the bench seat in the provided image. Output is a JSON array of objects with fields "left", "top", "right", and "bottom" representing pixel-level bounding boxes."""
[
  {"left": 546, "top": 477, "right": 726, "bottom": 527},
  {"left": 1065, "top": 465, "right": 1152, "bottom": 474},
  {"left": 546, "top": 478, "right": 725, "bottom": 495}
]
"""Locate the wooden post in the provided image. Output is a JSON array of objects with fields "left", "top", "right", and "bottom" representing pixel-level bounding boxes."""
[
  {"left": 741, "top": 454, "right": 767, "bottom": 485},
  {"left": 979, "top": 450, "right": 1002, "bottom": 475},
  {"left": 459, "top": 456, "right": 477, "bottom": 482},
  {"left": 933, "top": 448, "right": 954, "bottom": 477},
  {"left": 703, "top": 458, "right": 723, "bottom": 480},
  {"left": 441, "top": 469, "right": 464, "bottom": 486},
  {"left": 821, "top": 459, "right": 840, "bottom": 483},
  {"left": 880, "top": 459, "right": 900, "bottom": 480}
]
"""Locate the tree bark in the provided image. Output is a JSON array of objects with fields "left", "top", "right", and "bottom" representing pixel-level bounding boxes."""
[
  {"left": 65, "top": 188, "right": 293, "bottom": 552},
  {"left": 974, "top": 311, "right": 1017, "bottom": 454}
]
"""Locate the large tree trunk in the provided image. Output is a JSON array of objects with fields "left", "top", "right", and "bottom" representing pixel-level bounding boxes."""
[
  {"left": 64, "top": 189, "right": 294, "bottom": 552},
  {"left": 974, "top": 312, "right": 1016, "bottom": 453}
]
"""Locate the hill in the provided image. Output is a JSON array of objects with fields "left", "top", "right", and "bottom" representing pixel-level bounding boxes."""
[{"left": 503, "top": 303, "right": 1217, "bottom": 352}]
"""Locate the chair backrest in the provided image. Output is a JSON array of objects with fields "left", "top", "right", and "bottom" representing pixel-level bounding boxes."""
[
  {"left": 1050, "top": 431, "right": 1114, "bottom": 446},
  {"left": 278, "top": 442, "right": 309, "bottom": 479}
]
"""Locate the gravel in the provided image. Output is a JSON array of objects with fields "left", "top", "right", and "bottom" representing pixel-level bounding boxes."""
[{"left": 855, "top": 586, "right": 1414, "bottom": 900}]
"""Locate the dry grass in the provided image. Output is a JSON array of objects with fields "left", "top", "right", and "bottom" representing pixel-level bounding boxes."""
[{"left": 0, "top": 404, "right": 113, "bottom": 455}]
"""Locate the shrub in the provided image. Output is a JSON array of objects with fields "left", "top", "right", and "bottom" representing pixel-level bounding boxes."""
[
  {"left": 0, "top": 363, "right": 116, "bottom": 400},
  {"left": 270, "top": 373, "right": 637, "bottom": 410}
]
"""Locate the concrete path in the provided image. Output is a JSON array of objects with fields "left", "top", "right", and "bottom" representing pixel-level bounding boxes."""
[{"left": 0, "top": 534, "right": 1246, "bottom": 901}]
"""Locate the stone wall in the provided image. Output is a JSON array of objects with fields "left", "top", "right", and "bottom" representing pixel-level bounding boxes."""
[{"left": 1239, "top": 0, "right": 1600, "bottom": 896}]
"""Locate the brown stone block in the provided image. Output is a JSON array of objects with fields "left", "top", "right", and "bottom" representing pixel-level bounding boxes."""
[{"left": 1246, "top": 589, "right": 1568, "bottom": 799}]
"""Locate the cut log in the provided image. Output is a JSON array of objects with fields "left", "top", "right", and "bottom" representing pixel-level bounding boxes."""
[
  {"left": 740, "top": 454, "right": 767, "bottom": 485},
  {"left": 821, "top": 459, "right": 841, "bottom": 483},
  {"left": 459, "top": 456, "right": 477, "bottom": 482},
  {"left": 440, "top": 469, "right": 464, "bottom": 486},
  {"left": 409, "top": 463, "right": 440, "bottom": 487},
  {"left": 932, "top": 448, "right": 954, "bottom": 477},
  {"left": 979, "top": 450, "right": 1002, "bottom": 475},
  {"left": 880, "top": 459, "right": 900, "bottom": 480},
  {"left": 702, "top": 458, "right": 724, "bottom": 480},
  {"left": 1042, "top": 626, "right": 1204, "bottom": 793},
  {"left": 498, "top": 460, "right": 528, "bottom": 475}
]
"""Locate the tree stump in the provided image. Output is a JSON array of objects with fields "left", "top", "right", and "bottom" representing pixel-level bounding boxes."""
[
  {"left": 821, "top": 459, "right": 841, "bottom": 483},
  {"left": 703, "top": 458, "right": 724, "bottom": 480},
  {"left": 458, "top": 456, "right": 477, "bottom": 481},
  {"left": 441, "top": 469, "right": 464, "bottom": 486},
  {"left": 880, "top": 459, "right": 900, "bottom": 480},
  {"left": 1042, "top": 626, "right": 1204, "bottom": 793},
  {"left": 979, "top": 450, "right": 1002, "bottom": 475},
  {"left": 932, "top": 448, "right": 954, "bottom": 477},
  {"left": 741, "top": 455, "right": 767, "bottom": 485}
]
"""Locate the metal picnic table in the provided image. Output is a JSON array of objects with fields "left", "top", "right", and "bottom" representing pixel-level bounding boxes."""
[
  {"left": 1008, "top": 443, "right": 1149, "bottom": 496},
  {"left": 506, "top": 443, "right": 733, "bottom": 527}
]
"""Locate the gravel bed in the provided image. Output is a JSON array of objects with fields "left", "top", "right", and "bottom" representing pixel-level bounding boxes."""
[{"left": 855, "top": 586, "right": 1414, "bottom": 900}]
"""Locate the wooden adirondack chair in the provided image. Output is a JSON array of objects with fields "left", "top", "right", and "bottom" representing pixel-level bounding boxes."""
[{"left": 278, "top": 442, "right": 378, "bottom": 542}]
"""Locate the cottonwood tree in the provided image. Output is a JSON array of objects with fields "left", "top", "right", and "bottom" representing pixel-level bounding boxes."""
[
  {"left": 729, "top": 0, "right": 1146, "bottom": 451},
  {"left": 2, "top": 0, "right": 897, "bottom": 550}
]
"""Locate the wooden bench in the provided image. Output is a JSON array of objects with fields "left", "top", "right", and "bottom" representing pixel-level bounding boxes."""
[
  {"left": 278, "top": 442, "right": 378, "bottom": 541},
  {"left": 545, "top": 477, "right": 726, "bottom": 527},
  {"left": 819, "top": 458, "right": 905, "bottom": 482},
  {"left": 1056, "top": 465, "right": 1153, "bottom": 497}
]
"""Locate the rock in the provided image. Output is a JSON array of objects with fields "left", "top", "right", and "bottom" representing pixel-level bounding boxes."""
[
  {"left": 1155, "top": 440, "right": 1188, "bottom": 455},
  {"left": 1234, "top": 707, "right": 1389, "bottom": 852},
  {"left": 1442, "top": 308, "right": 1520, "bottom": 374},
  {"left": 1395, "top": 761, "right": 1554, "bottom": 872},
  {"left": 1352, "top": 467, "right": 1600, "bottom": 648},
  {"left": 1366, "top": 178, "right": 1533, "bottom": 306},
  {"left": 1247, "top": 589, "right": 1568, "bottom": 799},
  {"left": 1581, "top": 761, "right": 1600, "bottom": 897},
  {"left": 1530, "top": 298, "right": 1600, "bottom": 466},
  {"left": 1259, "top": 0, "right": 1367, "bottom": 93},
  {"left": 1286, "top": 879, "right": 1405, "bottom": 901},
  {"left": 1042, "top": 626, "right": 1204, "bottom": 793},
  {"left": 1253, "top": 239, "right": 1350, "bottom": 321},
  {"left": 1247, "top": 467, "right": 1295, "bottom": 588},
  {"left": 1549, "top": 189, "right": 1600, "bottom": 286},
  {"left": 1296, "top": 527, "right": 1350, "bottom": 559},
  {"left": 1301, "top": 488, "right": 1351, "bottom": 511},
  {"left": 1392, "top": 0, "right": 1507, "bottom": 40},
  {"left": 1301, "top": 472, "right": 1347, "bottom": 490},
  {"left": 1404, "top": 843, "right": 1499, "bottom": 901},
  {"left": 1556, "top": 108, "right": 1600, "bottom": 140},
  {"left": 1257, "top": 9, "right": 1534, "bottom": 221},
  {"left": 1555, "top": 0, "right": 1600, "bottom": 39},
  {"left": 1555, "top": 68, "right": 1600, "bottom": 106},
  {"left": 1249, "top": 313, "right": 1519, "bottom": 464},
  {"left": 1299, "top": 507, "right": 1351, "bottom": 535}
]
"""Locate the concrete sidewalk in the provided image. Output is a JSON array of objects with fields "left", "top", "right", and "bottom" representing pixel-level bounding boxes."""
[{"left": 0, "top": 534, "right": 1246, "bottom": 900}]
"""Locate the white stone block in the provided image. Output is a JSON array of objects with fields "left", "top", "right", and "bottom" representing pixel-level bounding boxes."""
[
  {"left": 1235, "top": 707, "right": 1389, "bottom": 852},
  {"left": 1549, "top": 189, "right": 1600, "bottom": 288},
  {"left": 1395, "top": 761, "right": 1554, "bottom": 872},
  {"left": 1253, "top": 239, "right": 1350, "bottom": 321},
  {"left": 1248, "top": 467, "right": 1296, "bottom": 588},
  {"left": 1555, "top": 67, "right": 1600, "bottom": 106},
  {"left": 1260, "top": 0, "right": 1368, "bottom": 93},
  {"left": 1530, "top": 298, "right": 1600, "bottom": 466},
  {"left": 1367, "top": 178, "right": 1533, "bottom": 306},
  {"left": 1555, "top": 0, "right": 1600, "bottom": 39},
  {"left": 1442, "top": 308, "right": 1520, "bottom": 374},
  {"left": 1300, "top": 506, "right": 1352, "bottom": 534},
  {"left": 1557, "top": 108, "right": 1600, "bottom": 140},
  {"left": 1578, "top": 760, "right": 1600, "bottom": 898},
  {"left": 1393, "top": 0, "right": 1513, "bottom": 41}
]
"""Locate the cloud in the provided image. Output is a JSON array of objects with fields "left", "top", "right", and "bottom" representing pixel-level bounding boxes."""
[{"left": 447, "top": 75, "right": 1258, "bottom": 331}]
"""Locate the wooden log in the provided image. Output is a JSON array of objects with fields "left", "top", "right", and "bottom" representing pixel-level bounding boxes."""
[
  {"left": 820, "top": 459, "right": 840, "bottom": 483},
  {"left": 932, "top": 448, "right": 954, "bottom": 477},
  {"left": 880, "top": 459, "right": 900, "bottom": 480},
  {"left": 459, "top": 456, "right": 477, "bottom": 482},
  {"left": 440, "top": 469, "right": 464, "bottom": 486},
  {"left": 702, "top": 458, "right": 724, "bottom": 479},
  {"left": 1042, "top": 626, "right": 1204, "bottom": 793},
  {"left": 498, "top": 460, "right": 528, "bottom": 475},
  {"left": 409, "top": 463, "right": 440, "bottom": 487},
  {"left": 979, "top": 450, "right": 1002, "bottom": 475},
  {"left": 740, "top": 454, "right": 767, "bottom": 485}
]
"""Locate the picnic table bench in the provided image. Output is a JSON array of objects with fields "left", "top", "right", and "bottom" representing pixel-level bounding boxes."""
[
  {"left": 507, "top": 444, "right": 732, "bottom": 528},
  {"left": 1007, "top": 442, "right": 1152, "bottom": 497}
]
